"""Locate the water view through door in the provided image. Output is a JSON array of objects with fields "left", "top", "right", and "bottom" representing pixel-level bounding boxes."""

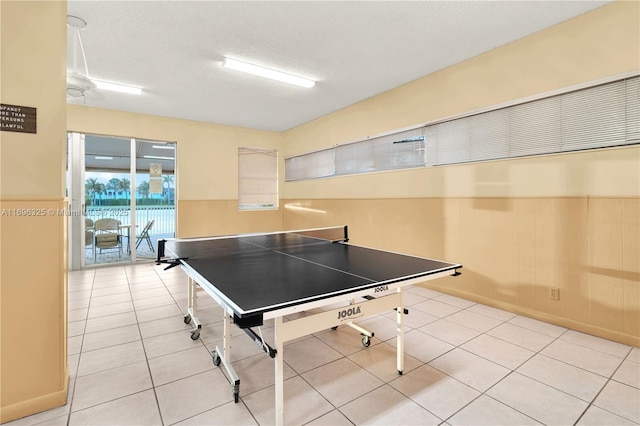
[{"left": 67, "top": 133, "right": 176, "bottom": 269}]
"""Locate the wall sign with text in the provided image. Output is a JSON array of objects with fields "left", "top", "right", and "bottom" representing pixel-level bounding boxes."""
[{"left": 1, "top": 103, "right": 37, "bottom": 134}]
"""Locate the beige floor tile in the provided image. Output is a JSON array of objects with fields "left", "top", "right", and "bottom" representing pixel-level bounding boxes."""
[
  {"left": 429, "top": 348, "right": 510, "bottom": 392},
  {"left": 384, "top": 307, "right": 438, "bottom": 329},
  {"left": 155, "top": 369, "right": 233, "bottom": 425},
  {"left": 348, "top": 341, "right": 422, "bottom": 381},
  {"left": 69, "top": 389, "right": 161, "bottom": 425},
  {"left": 138, "top": 315, "right": 192, "bottom": 339},
  {"left": 135, "top": 303, "right": 182, "bottom": 323},
  {"left": 302, "top": 358, "right": 384, "bottom": 407},
  {"left": 356, "top": 314, "right": 405, "bottom": 341},
  {"left": 143, "top": 329, "right": 204, "bottom": 359},
  {"left": 148, "top": 345, "right": 213, "bottom": 386},
  {"left": 71, "top": 361, "right": 152, "bottom": 412},
  {"left": 487, "top": 322, "right": 556, "bottom": 352},
  {"left": 389, "top": 364, "right": 480, "bottom": 420},
  {"left": 507, "top": 315, "right": 566, "bottom": 338},
  {"left": 68, "top": 308, "right": 88, "bottom": 322},
  {"left": 461, "top": 334, "right": 535, "bottom": 370},
  {"left": 89, "top": 292, "right": 133, "bottom": 307},
  {"left": 445, "top": 310, "right": 504, "bottom": 333},
  {"left": 412, "top": 299, "right": 461, "bottom": 318},
  {"left": 243, "top": 376, "right": 334, "bottom": 426},
  {"left": 132, "top": 293, "right": 177, "bottom": 310},
  {"left": 90, "top": 285, "right": 130, "bottom": 298},
  {"left": 87, "top": 300, "right": 135, "bottom": 319},
  {"left": 130, "top": 286, "right": 170, "bottom": 300},
  {"left": 67, "top": 298, "right": 90, "bottom": 311},
  {"left": 560, "top": 330, "right": 632, "bottom": 358},
  {"left": 174, "top": 401, "right": 258, "bottom": 425},
  {"left": 447, "top": 395, "right": 541, "bottom": 425},
  {"left": 593, "top": 380, "right": 640, "bottom": 423},
  {"left": 466, "top": 304, "right": 517, "bottom": 322},
  {"left": 433, "top": 294, "right": 475, "bottom": 309},
  {"left": 342, "top": 384, "right": 442, "bottom": 425},
  {"left": 77, "top": 340, "right": 146, "bottom": 377},
  {"left": 627, "top": 347, "right": 640, "bottom": 363},
  {"left": 305, "top": 409, "right": 353, "bottom": 425},
  {"left": 84, "top": 311, "right": 138, "bottom": 334},
  {"left": 419, "top": 319, "right": 480, "bottom": 346},
  {"left": 316, "top": 324, "right": 376, "bottom": 356},
  {"left": 401, "top": 290, "right": 428, "bottom": 306},
  {"left": 68, "top": 289, "right": 92, "bottom": 300},
  {"left": 517, "top": 354, "right": 608, "bottom": 401},
  {"left": 283, "top": 336, "right": 344, "bottom": 374},
  {"left": 385, "top": 329, "right": 454, "bottom": 363},
  {"left": 576, "top": 405, "right": 639, "bottom": 425},
  {"left": 613, "top": 359, "right": 640, "bottom": 389},
  {"left": 68, "top": 335, "right": 83, "bottom": 356},
  {"left": 193, "top": 306, "right": 225, "bottom": 325},
  {"left": 81, "top": 324, "right": 140, "bottom": 352},
  {"left": 229, "top": 352, "right": 296, "bottom": 396},
  {"left": 68, "top": 320, "right": 86, "bottom": 337},
  {"left": 487, "top": 372, "right": 588, "bottom": 425},
  {"left": 541, "top": 340, "right": 623, "bottom": 377}
]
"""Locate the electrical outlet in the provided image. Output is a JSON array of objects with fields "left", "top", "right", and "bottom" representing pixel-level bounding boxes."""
[{"left": 549, "top": 287, "right": 560, "bottom": 301}]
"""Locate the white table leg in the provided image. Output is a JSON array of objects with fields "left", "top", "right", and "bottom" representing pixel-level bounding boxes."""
[
  {"left": 274, "top": 316, "right": 284, "bottom": 426},
  {"left": 396, "top": 288, "right": 404, "bottom": 374}
]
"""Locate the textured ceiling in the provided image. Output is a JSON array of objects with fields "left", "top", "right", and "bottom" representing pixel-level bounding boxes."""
[{"left": 67, "top": 1, "right": 610, "bottom": 132}]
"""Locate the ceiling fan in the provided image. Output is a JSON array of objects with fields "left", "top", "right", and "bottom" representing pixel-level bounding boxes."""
[{"left": 66, "top": 15, "right": 98, "bottom": 101}]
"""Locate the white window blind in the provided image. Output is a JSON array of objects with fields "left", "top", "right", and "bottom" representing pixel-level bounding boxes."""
[
  {"left": 335, "top": 128, "right": 425, "bottom": 176},
  {"left": 285, "top": 75, "right": 639, "bottom": 180},
  {"left": 427, "top": 76, "right": 638, "bottom": 166},
  {"left": 238, "top": 147, "right": 278, "bottom": 210},
  {"left": 284, "top": 148, "right": 333, "bottom": 181}
]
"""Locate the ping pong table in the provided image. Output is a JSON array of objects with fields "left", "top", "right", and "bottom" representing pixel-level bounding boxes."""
[{"left": 157, "top": 226, "right": 461, "bottom": 425}]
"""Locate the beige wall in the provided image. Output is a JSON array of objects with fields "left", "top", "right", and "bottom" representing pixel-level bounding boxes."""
[
  {"left": 281, "top": 2, "right": 640, "bottom": 346},
  {"left": 67, "top": 106, "right": 283, "bottom": 236},
  {"left": 1, "top": 1, "right": 68, "bottom": 422}
]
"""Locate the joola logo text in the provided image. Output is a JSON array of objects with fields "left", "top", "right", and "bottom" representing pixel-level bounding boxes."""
[
  {"left": 337, "top": 306, "right": 362, "bottom": 320},
  {"left": 374, "top": 285, "right": 389, "bottom": 293}
]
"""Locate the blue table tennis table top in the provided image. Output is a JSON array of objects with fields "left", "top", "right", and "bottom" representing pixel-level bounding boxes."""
[{"left": 158, "top": 227, "right": 462, "bottom": 322}]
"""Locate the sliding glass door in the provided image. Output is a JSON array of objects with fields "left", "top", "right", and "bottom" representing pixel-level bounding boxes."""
[{"left": 66, "top": 132, "right": 176, "bottom": 269}]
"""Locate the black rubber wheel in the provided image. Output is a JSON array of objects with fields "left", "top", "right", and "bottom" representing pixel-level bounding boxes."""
[
  {"left": 234, "top": 393, "right": 239, "bottom": 403},
  {"left": 361, "top": 335, "right": 371, "bottom": 348},
  {"left": 190, "top": 330, "right": 200, "bottom": 340},
  {"left": 331, "top": 326, "right": 338, "bottom": 330},
  {"left": 183, "top": 314, "right": 192, "bottom": 324},
  {"left": 213, "top": 354, "right": 221, "bottom": 367}
]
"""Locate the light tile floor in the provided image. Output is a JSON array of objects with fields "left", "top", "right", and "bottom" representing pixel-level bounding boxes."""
[{"left": 6, "top": 263, "right": 640, "bottom": 426}]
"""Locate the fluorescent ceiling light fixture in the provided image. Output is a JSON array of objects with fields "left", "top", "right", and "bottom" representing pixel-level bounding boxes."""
[
  {"left": 94, "top": 80, "right": 143, "bottom": 95},
  {"left": 223, "top": 58, "right": 315, "bottom": 88},
  {"left": 152, "top": 145, "right": 175, "bottom": 150},
  {"left": 144, "top": 155, "right": 175, "bottom": 160},
  {"left": 94, "top": 156, "right": 113, "bottom": 160}
]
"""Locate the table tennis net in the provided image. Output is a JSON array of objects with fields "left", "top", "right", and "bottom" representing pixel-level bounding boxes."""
[{"left": 158, "top": 226, "right": 348, "bottom": 261}]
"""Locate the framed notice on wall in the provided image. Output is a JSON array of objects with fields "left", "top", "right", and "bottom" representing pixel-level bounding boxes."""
[{"left": 0, "top": 104, "right": 37, "bottom": 134}]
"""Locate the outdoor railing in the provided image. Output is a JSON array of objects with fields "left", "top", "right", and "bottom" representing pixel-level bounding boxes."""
[{"left": 86, "top": 205, "right": 175, "bottom": 236}]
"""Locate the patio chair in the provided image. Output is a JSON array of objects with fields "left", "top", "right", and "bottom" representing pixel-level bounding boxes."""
[
  {"left": 94, "top": 218, "right": 122, "bottom": 260},
  {"left": 136, "top": 219, "right": 155, "bottom": 252},
  {"left": 85, "top": 218, "right": 94, "bottom": 255}
]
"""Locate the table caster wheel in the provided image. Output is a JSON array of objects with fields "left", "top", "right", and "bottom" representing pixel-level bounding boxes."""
[
  {"left": 331, "top": 326, "right": 338, "bottom": 330},
  {"left": 212, "top": 352, "right": 221, "bottom": 367},
  {"left": 361, "top": 335, "right": 371, "bottom": 348},
  {"left": 234, "top": 392, "right": 239, "bottom": 403},
  {"left": 183, "top": 314, "right": 192, "bottom": 324},
  {"left": 190, "top": 330, "right": 200, "bottom": 340}
]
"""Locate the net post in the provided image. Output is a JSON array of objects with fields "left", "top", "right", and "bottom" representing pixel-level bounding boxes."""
[
  {"left": 343, "top": 225, "right": 349, "bottom": 242},
  {"left": 156, "top": 239, "right": 166, "bottom": 264}
]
